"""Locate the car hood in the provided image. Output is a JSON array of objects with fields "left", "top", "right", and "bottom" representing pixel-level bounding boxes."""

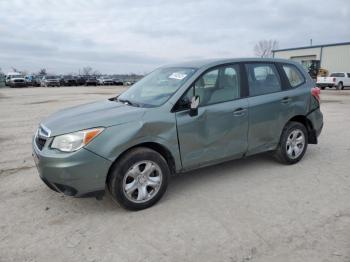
[
  {"left": 11, "top": 77, "right": 25, "bottom": 81},
  {"left": 41, "top": 99, "right": 146, "bottom": 136}
]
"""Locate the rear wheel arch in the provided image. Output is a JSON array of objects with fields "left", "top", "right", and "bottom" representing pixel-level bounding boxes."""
[
  {"left": 106, "top": 142, "right": 176, "bottom": 188},
  {"left": 284, "top": 115, "right": 316, "bottom": 144},
  {"left": 274, "top": 121, "right": 308, "bottom": 164}
]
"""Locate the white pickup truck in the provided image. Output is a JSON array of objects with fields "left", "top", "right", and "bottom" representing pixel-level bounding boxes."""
[
  {"left": 316, "top": 72, "right": 350, "bottom": 90},
  {"left": 5, "top": 72, "right": 27, "bottom": 88}
]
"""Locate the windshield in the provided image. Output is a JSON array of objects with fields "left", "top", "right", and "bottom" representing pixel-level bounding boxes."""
[
  {"left": 46, "top": 76, "right": 58, "bottom": 79},
  {"left": 118, "top": 67, "right": 196, "bottom": 107},
  {"left": 10, "top": 75, "right": 24, "bottom": 78}
]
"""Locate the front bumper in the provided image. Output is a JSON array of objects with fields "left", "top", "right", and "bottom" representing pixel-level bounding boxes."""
[
  {"left": 32, "top": 137, "right": 112, "bottom": 197},
  {"left": 11, "top": 82, "right": 27, "bottom": 87},
  {"left": 46, "top": 82, "right": 60, "bottom": 86}
]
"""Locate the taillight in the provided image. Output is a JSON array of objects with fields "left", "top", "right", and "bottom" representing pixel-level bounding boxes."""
[
  {"left": 311, "top": 87, "right": 321, "bottom": 103},
  {"left": 333, "top": 77, "right": 336, "bottom": 82}
]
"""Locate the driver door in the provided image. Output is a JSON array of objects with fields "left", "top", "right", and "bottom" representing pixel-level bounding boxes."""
[{"left": 175, "top": 64, "right": 249, "bottom": 170}]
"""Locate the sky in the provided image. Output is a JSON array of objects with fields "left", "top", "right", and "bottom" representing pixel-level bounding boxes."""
[{"left": 0, "top": 0, "right": 349, "bottom": 74}]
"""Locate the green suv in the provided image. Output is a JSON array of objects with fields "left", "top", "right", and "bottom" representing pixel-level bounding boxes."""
[{"left": 32, "top": 58, "right": 323, "bottom": 210}]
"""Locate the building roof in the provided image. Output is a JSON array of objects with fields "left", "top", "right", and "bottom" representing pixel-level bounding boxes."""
[{"left": 273, "top": 41, "right": 350, "bottom": 53}]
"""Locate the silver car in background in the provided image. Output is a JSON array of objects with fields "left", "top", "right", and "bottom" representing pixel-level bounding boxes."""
[{"left": 41, "top": 75, "right": 61, "bottom": 87}]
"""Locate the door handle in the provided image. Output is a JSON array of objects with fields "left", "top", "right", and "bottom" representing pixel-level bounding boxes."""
[
  {"left": 233, "top": 108, "right": 247, "bottom": 116},
  {"left": 281, "top": 97, "right": 292, "bottom": 104}
]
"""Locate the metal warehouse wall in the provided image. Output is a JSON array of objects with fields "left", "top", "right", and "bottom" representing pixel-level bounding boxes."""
[
  {"left": 321, "top": 45, "right": 350, "bottom": 73},
  {"left": 273, "top": 44, "right": 350, "bottom": 73},
  {"left": 273, "top": 47, "right": 321, "bottom": 60}
]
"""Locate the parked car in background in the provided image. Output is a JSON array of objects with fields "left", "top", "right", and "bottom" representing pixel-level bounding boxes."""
[
  {"left": 98, "top": 76, "right": 114, "bottom": 85},
  {"left": 124, "top": 80, "right": 137, "bottom": 86},
  {"left": 76, "top": 76, "right": 86, "bottom": 86},
  {"left": 25, "top": 75, "right": 34, "bottom": 86},
  {"left": 32, "top": 76, "right": 43, "bottom": 87},
  {"left": 5, "top": 73, "right": 27, "bottom": 88},
  {"left": 33, "top": 58, "right": 323, "bottom": 210},
  {"left": 85, "top": 76, "right": 98, "bottom": 86},
  {"left": 60, "top": 75, "right": 76, "bottom": 86},
  {"left": 41, "top": 75, "right": 60, "bottom": 87},
  {"left": 316, "top": 72, "right": 350, "bottom": 90},
  {"left": 113, "top": 79, "right": 124, "bottom": 85}
]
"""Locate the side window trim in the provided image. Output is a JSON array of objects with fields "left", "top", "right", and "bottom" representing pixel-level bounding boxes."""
[
  {"left": 172, "top": 63, "right": 244, "bottom": 112},
  {"left": 244, "top": 62, "right": 283, "bottom": 97},
  {"left": 278, "top": 63, "right": 306, "bottom": 89},
  {"left": 275, "top": 63, "right": 292, "bottom": 90}
]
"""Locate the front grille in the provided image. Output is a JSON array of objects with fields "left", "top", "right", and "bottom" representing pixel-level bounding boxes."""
[
  {"left": 14, "top": 79, "right": 24, "bottom": 83},
  {"left": 35, "top": 136, "right": 47, "bottom": 150}
]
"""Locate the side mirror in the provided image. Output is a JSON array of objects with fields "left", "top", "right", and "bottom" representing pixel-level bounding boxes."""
[{"left": 189, "top": 96, "right": 200, "bottom": 116}]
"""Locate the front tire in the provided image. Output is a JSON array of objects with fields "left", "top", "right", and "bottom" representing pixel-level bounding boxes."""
[
  {"left": 108, "top": 147, "right": 169, "bottom": 210},
  {"left": 274, "top": 121, "right": 308, "bottom": 164}
]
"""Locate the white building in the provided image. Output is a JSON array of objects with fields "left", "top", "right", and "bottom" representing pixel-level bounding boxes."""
[{"left": 272, "top": 42, "right": 350, "bottom": 74}]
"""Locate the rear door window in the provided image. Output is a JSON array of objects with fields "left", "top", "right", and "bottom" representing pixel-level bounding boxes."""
[
  {"left": 245, "top": 63, "right": 281, "bottom": 96},
  {"left": 330, "top": 73, "right": 345, "bottom": 77},
  {"left": 282, "top": 64, "right": 305, "bottom": 88}
]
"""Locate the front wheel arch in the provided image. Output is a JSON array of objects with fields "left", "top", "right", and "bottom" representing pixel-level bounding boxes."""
[{"left": 106, "top": 142, "right": 176, "bottom": 190}]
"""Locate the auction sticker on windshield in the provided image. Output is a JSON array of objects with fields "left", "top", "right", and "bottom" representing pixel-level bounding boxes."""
[{"left": 169, "top": 72, "right": 187, "bottom": 80}]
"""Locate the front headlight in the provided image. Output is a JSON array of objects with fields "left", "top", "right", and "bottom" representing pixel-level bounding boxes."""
[{"left": 51, "top": 128, "right": 104, "bottom": 152}]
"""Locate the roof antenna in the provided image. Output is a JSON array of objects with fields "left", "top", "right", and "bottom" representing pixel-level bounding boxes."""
[{"left": 310, "top": 39, "right": 313, "bottom": 46}]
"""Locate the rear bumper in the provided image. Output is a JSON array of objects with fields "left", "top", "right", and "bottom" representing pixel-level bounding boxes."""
[
  {"left": 307, "top": 108, "right": 323, "bottom": 143},
  {"left": 32, "top": 137, "right": 112, "bottom": 197},
  {"left": 316, "top": 83, "right": 335, "bottom": 87}
]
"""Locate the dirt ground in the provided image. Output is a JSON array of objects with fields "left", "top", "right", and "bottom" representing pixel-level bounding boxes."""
[{"left": 0, "top": 86, "right": 349, "bottom": 262}]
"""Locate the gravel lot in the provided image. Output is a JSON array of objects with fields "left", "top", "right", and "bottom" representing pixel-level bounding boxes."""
[{"left": 0, "top": 86, "right": 349, "bottom": 262}]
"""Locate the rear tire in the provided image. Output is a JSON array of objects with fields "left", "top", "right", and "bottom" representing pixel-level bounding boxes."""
[
  {"left": 274, "top": 121, "right": 308, "bottom": 165},
  {"left": 320, "top": 87, "right": 325, "bottom": 90},
  {"left": 108, "top": 147, "right": 169, "bottom": 210},
  {"left": 336, "top": 82, "right": 343, "bottom": 90}
]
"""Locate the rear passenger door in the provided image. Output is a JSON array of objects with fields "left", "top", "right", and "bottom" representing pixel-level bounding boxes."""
[{"left": 245, "top": 63, "right": 289, "bottom": 155}]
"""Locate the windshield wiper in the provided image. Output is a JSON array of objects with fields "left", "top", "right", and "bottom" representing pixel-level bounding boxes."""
[{"left": 118, "top": 98, "right": 139, "bottom": 107}]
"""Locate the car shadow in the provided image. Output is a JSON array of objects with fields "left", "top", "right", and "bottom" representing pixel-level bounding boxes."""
[
  {"left": 53, "top": 153, "right": 278, "bottom": 213},
  {"left": 166, "top": 153, "right": 276, "bottom": 197}
]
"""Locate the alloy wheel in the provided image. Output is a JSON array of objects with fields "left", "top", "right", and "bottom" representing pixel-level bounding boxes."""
[
  {"left": 286, "top": 129, "right": 305, "bottom": 159},
  {"left": 122, "top": 161, "right": 163, "bottom": 203}
]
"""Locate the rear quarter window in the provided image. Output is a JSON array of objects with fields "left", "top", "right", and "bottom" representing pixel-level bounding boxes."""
[
  {"left": 330, "top": 73, "right": 345, "bottom": 77},
  {"left": 282, "top": 64, "right": 305, "bottom": 88}
]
